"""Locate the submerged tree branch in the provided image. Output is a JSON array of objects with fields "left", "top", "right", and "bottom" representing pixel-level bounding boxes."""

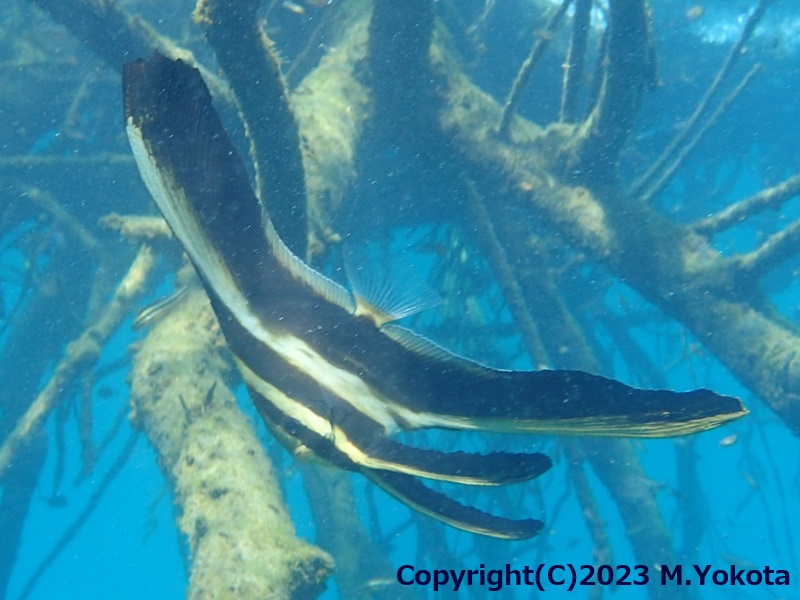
[
  {"left": 641, "top": 64, "right": 762, "bottom": 203},
  {"left": 291, "top": 2, "right": 372, "bottom": 258},
  {"left": 195, "top": 0, "right": 309, "bottom": 257},
  {"left": 497, "top": 0, "right": 571, "bottom": 138},
  {"left": 435, "top": 26, "right": 800, "bottom": 435},
  {"left": 27, "top": 0, "right": 151, "bottom": 69},
  {"left": 464, "top": 181, "right": 550, "bottom": 367},
  {"left": 129, "top": 283, "right": 333, "bottom": 599},
  {"left": 693, "top": 173, "right": 800, "bottom": 234},
  {"left": 566, "top": 445, "right": 612, "bottom": 568},
  {"left": 632, "top": 0, "right": 774, "bottom": 196},
  {"left": 302, "top": 466, "right": 417, "bottom": 599},
  {"left": 559, "top": 0, "right": 592, "bottom": 124},
  {"left": 99, "top": 213, "right": 172, "bottom": 241},
  {"left": 735, "top": 219, "right": 800, "bottom": 280},
  {"left": 563, "top": 0, "right": 656, "bottom": 185},
  {"left": 27, "top": 0, "right": 233, "bottom": 101},
  {"left": 368, "top": 0, "right": 437, "bottom": 147},
  {"left": 0, "top": 245, "right": 154, "bottom": 475}
]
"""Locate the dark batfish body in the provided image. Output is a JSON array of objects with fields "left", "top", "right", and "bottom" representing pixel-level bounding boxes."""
[{"left": 123, "top": 54, "right": 747, "bottom": 539}]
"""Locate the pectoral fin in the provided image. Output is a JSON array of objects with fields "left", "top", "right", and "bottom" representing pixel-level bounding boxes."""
[{"left": 345, "top": 245, "right": 440, "bottom": 327}]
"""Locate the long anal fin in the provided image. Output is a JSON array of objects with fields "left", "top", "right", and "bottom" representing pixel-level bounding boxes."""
[
  {"left": 365, "top": 469, "right": 543, "bottom": 540},
  {"left": 351, "top": 434, "right": 552, "bottom": 485}
]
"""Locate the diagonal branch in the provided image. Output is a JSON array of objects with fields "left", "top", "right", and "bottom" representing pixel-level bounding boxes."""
[
  {"left": 735, "top": 219, "right": 800, "bottom": 280},
  {"left": 498, "top": 0, "right": 571, "bottom": 137},
  {"left": 563, "top": 0, "right": 657, "bottom": 185},
  {"left": 692, "top": 173, "right": 800, "bottom": 235},
  {"left": 641, "top": 64, "right": 762, "bottom": 203},
  {"left": 195, "top": 0, "right": 309, "bottom": 257},
  {"left": 0, "top": 245, "right": 155, "bottom": 475},
  {"left": 632, "top": 0, "right": 775, "bottom": 196},
  {"left": 27, "top": 0, "right": 232, "bottom": 101}
]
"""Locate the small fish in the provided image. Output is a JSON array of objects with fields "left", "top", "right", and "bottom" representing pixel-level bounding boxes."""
[
  {"left": 719, "top": 433, "right": 737, "bottom": 447},
  {"left": 44, "top": 494, "right": 68, "bottom": 508},
  {"left": 282, "top": 1, "right": 305, "bottom": 15},
  {"left": 132, "top": 285, "right": 189, "bottom": 330},
  {"left": 686, "top": 6, "right": 704, "bottom": 21},
  {"left": 344, "top": 577, "right": 397, "bottom": 598},
  {"left": 123, "top": 54, "right": 747, "bottom": 539},
  {"left": 96, "top": 386, "right": 115, "bottom": 399}
]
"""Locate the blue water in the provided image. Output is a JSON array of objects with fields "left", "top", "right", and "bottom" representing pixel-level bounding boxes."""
[{"left": 2, "top": 0, "right": 799, "bottom": 598}]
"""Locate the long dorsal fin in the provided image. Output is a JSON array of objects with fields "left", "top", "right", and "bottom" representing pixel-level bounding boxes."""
[
  {"left": 263, "top": 215, "right": 356, "bottom": 313},
  {"left": 381, "top": 323, "right": 502, "bottom": 377}
]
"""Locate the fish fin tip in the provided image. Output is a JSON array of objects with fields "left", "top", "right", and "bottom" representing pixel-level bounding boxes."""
[{"left": 365, "top": 469, "right": 543, "bottom": 540}]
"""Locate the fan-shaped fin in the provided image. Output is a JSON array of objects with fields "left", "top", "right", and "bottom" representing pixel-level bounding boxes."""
[{"left": 344, "top": 249, "right": 440, "bottom": 326}]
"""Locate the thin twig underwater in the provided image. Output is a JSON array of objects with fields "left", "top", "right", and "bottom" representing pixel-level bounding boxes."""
[{"left": 122, "top": 52, "right": 746, "bottom": 540}]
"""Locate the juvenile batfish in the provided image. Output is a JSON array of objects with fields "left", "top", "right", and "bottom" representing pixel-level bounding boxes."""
[{"left": 122, "top": 54, "right": 747, "bottom": 539}]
